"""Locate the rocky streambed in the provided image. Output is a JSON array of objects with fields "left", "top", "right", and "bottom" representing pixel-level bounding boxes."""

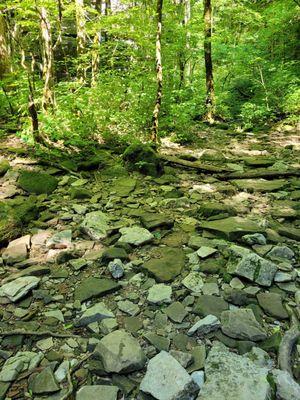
[{"left": 0, "top": 139, "right": 299, "bottom": 400}]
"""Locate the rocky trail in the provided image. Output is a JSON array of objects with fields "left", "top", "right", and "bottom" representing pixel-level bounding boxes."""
[{"left": 0, "top": 128, "right": 300, "bottom": 400}]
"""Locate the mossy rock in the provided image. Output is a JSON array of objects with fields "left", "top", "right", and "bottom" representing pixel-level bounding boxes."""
[
  {"left": 0, "top": 198, "right": 38, "bottom": 245},
  {"left": 0, "top": 160, "right": 10, "bottom": 177},
  {"left": 70, "top": 188, "right": 91, "bottom": 199},
  {"left": 123, "top": 143, "right": 163, "bottom": 177},
  {"left": 18, "top": 170, "right": 58, "bottom": 194},
  {"left": 77, "top": 150, "right": 113, "bottom": 171}
]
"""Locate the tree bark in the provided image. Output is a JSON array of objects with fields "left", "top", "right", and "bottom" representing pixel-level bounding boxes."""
[
  {"left": 75, "top": 0, "right": 87, "bottom": 82},
  {"left": 0, "top": 12, "right": 11, "bottom": 79},
  {"left": 91, "top": 0, "right": 102, "bottom": 86},
  {"left": 151, "top": 0, "right": 163, "bottom": 142},
  {"left": 203, "top": 0, "right": 215, "bottom": 123},
  {"left": 184, "top": 0, "right": 191, "bottom": 79},
  {"left": 39, "top": 6, "right": 55, "bottom": 112}
]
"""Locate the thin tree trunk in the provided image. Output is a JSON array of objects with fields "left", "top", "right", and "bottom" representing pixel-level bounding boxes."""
[
  {"left": 91, "top": 0, "right": 102, "bottom": 86},
  {"left": 151, "top": 0, "right": 163, "bottom": 142},
  {"left": 184, "top": 0, "right": 191, "bottom": 79},
  {"left": 75, "top": 0, "right": 87, "bottom": 82},
  {"left": 0, "top": 13, "right": 11, "bottom": 79},
  {"left": 203, "top": 0, "right": 215, "bottom": 123},
  {"left": 39, "top": 6, "right": 55, "bottom": 112}
]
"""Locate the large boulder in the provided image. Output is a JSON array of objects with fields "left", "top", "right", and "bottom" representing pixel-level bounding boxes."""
[
  {"left": 197, "top": 342, "right": 271, "bottom": 400},
  {"left": 94, "top": 330, "right": 146, "bottom": 373},
  {"left": 18, "top": 170, "right": 58, "bottom": 194},
  {"left": 123, "top": 143, "right": 163, "bottom": 177}
]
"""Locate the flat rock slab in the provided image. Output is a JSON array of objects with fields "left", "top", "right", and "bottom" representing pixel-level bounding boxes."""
[
  {"left": 94, "top": 330, "right": 146, "bottom": 373},
  {"left": 80, "top": 211, "right": 110, "bottom": 240},
  {"left": 0, "top": 276, "right": 40, "bottom": 302},
  {"left": 140, "top": 351, "right": 199, "bottom": 400},
  {"left": 197, "top": 342, "right": 271, "bottom": 400},
  {"left": 193, "top": 295, "right": 229, "bottom": 319},
  {"left": 199, "top": 217, "right": 264, "bottom": 240},
  {"left": 143, "top": 247, "right": 186, "bottom": 282},
  {"left": 147, "top": 283, "right": 172, "bottom": 304},
  {"left": 257, "top": 292, "right": 288, "bottom": 320},
  {"left": 221, "top": 308, "right": 267, "bottom": 341},
  {"left": 232, "top": 179, "right": 288, "bottom": 192},
  {"left": 76, "top": 385, "right": 119, "bottom": 400},
  {"left": 75, "top": 302, "right": 114, "bottom": 326},
  {"left": 74, "top": 278, "right": 120, "bottom": 302},
  {"left": 119, "top": 226, "right": 153, "bottom": 246},
  {"left": 140, "top": 212, "right": 174, "bottom": 230},
  {"left": 28, "top": 366, "right": 59, "bottom": 394},
  {"left": 111, "top": 177, "right": 136, "bottom": 197}
]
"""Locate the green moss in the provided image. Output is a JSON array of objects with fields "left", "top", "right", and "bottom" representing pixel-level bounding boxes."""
[
  {"left": 123, "top": 143, "right": 163, "bottom": 177},
  {"left": 0, "top": 160, "right": 10, "bottom": 177},
  {"left": 18, "top": 170, "right": 58, "bottom": 194},
  {"left": 70, "top": 188, "right": 91, "bottom": 199}
]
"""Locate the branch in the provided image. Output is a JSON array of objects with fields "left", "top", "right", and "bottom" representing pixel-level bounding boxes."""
[{"left": 0, "top": 330, "right": 82, "bottom": 338}]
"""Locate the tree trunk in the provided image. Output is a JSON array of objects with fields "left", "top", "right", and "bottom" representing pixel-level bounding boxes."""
[
  {"left": 91, "top": 0, "right": 102, "bottom": 86},
  {"left": 39, "top": 7, "right": 55, "bottom": 112},
  {"left": 184, "top": 0, "right": 191, "bottom": 79},
  {"left": 75, "top": 0, "right": 87, "bottom": 82},
  {"left": 203, "top": 0, "right": 215, "bottom": 123},
  {"left": 0, "top": 13, "right": 11, "bottom": 79},
  {"left": 151, "top": 0, "right": 163, "bottom": 142}
]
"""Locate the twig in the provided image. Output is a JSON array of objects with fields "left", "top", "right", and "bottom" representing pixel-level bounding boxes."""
[{"left": 0, "top": 330, "right": 82, "bottom": 338}]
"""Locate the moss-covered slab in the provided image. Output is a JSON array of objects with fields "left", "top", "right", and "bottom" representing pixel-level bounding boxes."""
[
  {"left": 18, "top": 170, "right": 58, "bottom": 194},
  {"left": 0, "top": 160, "right": 10, "bottom": 177},
  {"left": 123, "top": 143, "right": 163, "bottom": 177},
  {"left": 143, "top": 247, "right": 185, "bottom": 282},
  {"left": 74, "top": 277, "right": 120, "bottom": 302},
  {"left": 199, "top": 217, "right": 264, "bottom": 240},
  {"left": 231, "top": 179, "right": 288, "bottom": 193}
]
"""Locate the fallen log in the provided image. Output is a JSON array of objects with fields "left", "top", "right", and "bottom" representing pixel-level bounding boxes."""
[
  {"left": 160, "top": 154, "right": 231, "bottom": 173},
  {"left": 217, "top": 168, "right": 300, "bottom": 180},
  {"left": 0, "top": 329, "right": 81, "bottom": 338}
]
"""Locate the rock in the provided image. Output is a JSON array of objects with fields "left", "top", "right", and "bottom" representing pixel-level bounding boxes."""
[
  {"left": 197, "top": 342, "right": 271, "bottom": 400},
  {"left": 123, "top": 143, "right": 163, "bottom": 176},
  {"left": 102, "top": 247, "right": 128, "bottom": 261},
  {"left": 188, "top": 315, "right": 221, "bottom": 336},
  {"left": 147, "top": 284, "right": 172, "bottom": 304},
  {"left": 140, "top": 212, "right": 174, "bottom": 230},
  {"left": 277, "top": 224, "right": 300, "bottom": 241},
  {"left": 94, "top": 330, "right": 146, "bottom": 373},
  {"left": 140, "top": 351, "right": 199, "bottom": 400},
  {"left": 76, "top": 302, "right": 114, "bottom": 326},
  {"left": 267, "top": 245, "right": 295, "bottom": 262},
  {"left": 193, "top": 295, "right": 228, "bottom": 319},
  {"left": 257, "top": 292, "right": 288, "bottom": 319},
  {"left": 196, "top": 246, "right": 217, "bottom": 258},
  {"left": 80, "top": 211, "right": 110, "bottom": 240},
  {"left": 76, "top": 385, "right": 119, "bottom": 400},
  {"left": 29, "top": 366, "right": 60, "bottom": 394},
  {"left": 119, "top": 226, "right": 153, "bottom": 246},
  {"left": 0, "top": 276, "right": 40, "bottom": 302},
  {"left": 118, "top": 300, "right": 139, "bottom": 316},
  {"left": 0, "top": 351, "right": 42, "bottom": 382},
  {"left": 191, "top": 371, "right": 205, "bottom": 390},
  {"left": 202, "top": 283, "right": 219, "bottom": 296},
  {"left": 227, "top": 247, "right": 277, "bottom": 287},
  {"left": 169, "top": 350, "right": 193, "bottom": 368},
  {"left": 197, "top": 201, "right": 236, "bottom": 220},
  {"left": 70, "top": 188, "right": 91, "bottom": 199},
  {"left": 221, "top": 309, "right": 267, "bottom": 341},
  {"left": 182, "top": 272, "right": 204, "bottom": 293},
  {"left": 36, "top": 337, "right": 54, "bottom": 351},
  {"left": 0, "top": 160, "right": 10, "bottom": 176},
  {"left": 232, "top": 178, "right": 287, "bottom": 192},
  {"left": 2, "top": 243, "right": 28, "bottom": 265},
  {"left": 242, "top": 233, "right": 267, "bottom": 245},
  {"left": 108, "top": 258, "right": 125, "bottom": 279},
  {"left": 144, "top": 332, "right": 170, "bottom": 351},
  {"left": 272, "top": 369, "right": 300, "bottom": 400},
  {"left": 143, "top": 247, "right": 185, "bottom": 282},
  {"left": 111, "top": 177, "right": 137, "bottom": 197},
  {"left": 74, "top": 278, "right": 120, "bottom": 302},
  {"left": 18, "top": 170, "right": 58, "bottom": 194},
  {"left": 199, "top": 217, "right": 264, "bottom": 240},
  {"left": 165, "top": 302, "right": 188, "bottom": 323},
  {"left": 46, "top": 230, "right": 72, "bottom": 249}
]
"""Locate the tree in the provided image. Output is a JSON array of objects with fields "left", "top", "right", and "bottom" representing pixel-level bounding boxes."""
[
  {"left": 75, "top": 0, "right": 87, "bottom": 82},
  {"left": 0, "top": 12, "right": 11, "bottom": 79},
  {"left": 38, "top": 6, "right": 55, "bottom": 111},
  {"left": 151, "top": 0, "right": 163, "bottom": 142},
  {"left": 203, "top": 0, "right": 214, "bottom": 122}
]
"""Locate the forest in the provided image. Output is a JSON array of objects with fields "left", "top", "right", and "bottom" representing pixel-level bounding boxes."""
[{"left": 0, "top": 1, "right": 299, "bottom": 400}]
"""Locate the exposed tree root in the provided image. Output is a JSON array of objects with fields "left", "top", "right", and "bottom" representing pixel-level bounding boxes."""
[{"left": 278, "top": 324, "right": 300, "bottom": 376}]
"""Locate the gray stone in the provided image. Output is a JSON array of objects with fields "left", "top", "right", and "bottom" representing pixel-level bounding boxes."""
[
  {"left": 197, "top": 342, "right": 271, "bottom": 400},
  {"left": 147, "top": 284, "right": 172, "bottom": 304},
  {"left": 196, "top": 246, "right": 217, "bottom": 258},
  {"left": 193, "top": 295, "right": 228, "bottom": 319},
  {"left": 140, "top": 351, "right": 199, "bottom": 400},
  {"left": 94, "top": 330, "right": 146, "bottom": 373},
  {"left": 0, "top": 351, "right": 43, "bottom": 382},
  {"left": 232, "top": 178, "right": 287, "bottom": 192},
  {"left": 191, "top": 371, "right": 205, "bottom": 390},
  {"left": 76, "top": 385, "right": 119, "bottom": 400},
  {"left": 169, "top": 350, "right": 193, "bottom": 368},
  {"left": 165, "top": 302, "right": 188, "bottom": 323},
  {"left": 0, "top": 276, "right": 40, "bottom": 302},
  {"left": 242, "top": 233, "right": 267, "bottom": 245},
  {"left": 140, "top": 212, "right": 174, "bottom": 230},
  {"left": 119, "top": 226, "right": 153, "bottom": 246},
  {"left": 80, "top": 211, "right": 110, "bottom": 240},
  {"left": 182, "top": 272, "right": 204, "bottom": 293},
  {"left": 144, "top": 332, "right": 170, "bottom": 352},
  {"left": 2, "top": 243, "right": 28, "bottom": 265},
  {"left": 118, "top": 300, "right": 139, "bottom": 316},
  {"left": 200, "top": 217, "right": 264, "bottom": 240},
  {"left": 267, "top": 245, "right": 295, "bottom": 261},
  {"left": 46, "top": 230, "right": 72, "bottom": 249},
  {"left": 29, "top": 367, "right": 60, "bottom": 394},
  {"left": 272, "top": 369, "right": 300, "bottom": 400},
  {"left": 74, "top": 278, "right": 120, "bottom": 302},
  {"left": 221, "top": 309, "right": 267, "bottom": 341},
  {"left": 257, "top": 292, "right": 288, "bottom": 320},
  {"left": 143, "top": 247, "right": 185, "bottom": 282},
  {"left": 76, "top": 302, "right": 114, "bottom": 326},
  {"left": 188, "top": 315, "right": 221, "bottom": 336},
  {"left": 108, "top": 259, "right": 124, "bottom": 279}
]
